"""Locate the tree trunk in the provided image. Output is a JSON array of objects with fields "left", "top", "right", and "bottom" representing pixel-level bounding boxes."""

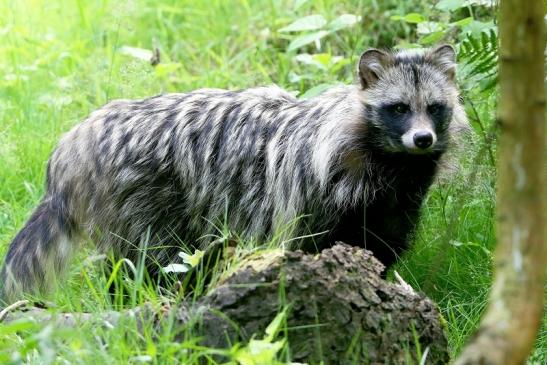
[
  {"left": 2, "top": 244, "right": 449, "bottom": 364},
  {"left": 455, "top": 1, "right": 545, "bottom": 364}
]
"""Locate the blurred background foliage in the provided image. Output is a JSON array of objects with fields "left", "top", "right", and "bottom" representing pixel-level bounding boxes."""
[{"left": 0, "top": 0, "right": 544, "bottom": 363}]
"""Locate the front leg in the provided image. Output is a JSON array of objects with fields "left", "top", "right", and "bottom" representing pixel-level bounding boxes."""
[
  {"left": 362, "top": 189, "right": 424, "bottom": 268},
  {"left": 327, "top": 185, "right": 427, "bottom": 269}
]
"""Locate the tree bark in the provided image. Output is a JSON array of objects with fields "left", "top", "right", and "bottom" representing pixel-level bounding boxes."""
[
  {"left": 455, "top": 1, "right": 545, "bottom": 364},
  {"left": 2, "top": 244, "right": 449, "bottom": 364}
]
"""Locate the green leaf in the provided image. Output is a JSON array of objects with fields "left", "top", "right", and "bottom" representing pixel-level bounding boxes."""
[
  {"left": 287, "top": 30, "right": 329, "bottom": 51},
  {"left": 294, "top": 53, "right": 344, "bottom": 70},
  {"left": 436, "top": 0, "right": 466, "bottom": 11},
  {"left": 179, "top": 249, "right": 205, "bottom": 267},
  {"left": 311, "top": 53, "right": 331, "bottom": 66},
  {"left": 417, "top": 21, "right": 443, "bottom": 35},
  {"left": 278, "top": 15, "right": 327, "bottom": 32},
  {"left": 264, "top": 309, "right": 287, "bottom": 342},
  {"left": 294, "top": 53, "right": 327, "bottom": 69},
  {"left": 462, "top": 20, "right": 496, "bottom": 36},
  {"left": 328, "top": 14, "right": 361, "bottom": 32},
  {"left": 234, "top": 339, "right": 285, "bottom": 365},
  {"left": 403, "top": 13, "right": 426, "bottom": 24},
  {"left": 451, "top": 16, "right": 473, "bottom": 27},
  {"left": 421, "top": 31, "right": 445, "bottom": 44},
  {"left": 299, "top": 83, "right": 334, "bottom": 99},
  {"left": 287, "top": 71, "right": 305, "bottom": 83}
]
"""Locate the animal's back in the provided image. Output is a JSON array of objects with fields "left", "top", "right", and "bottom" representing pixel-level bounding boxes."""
[{"left": 47, "top": 87, "right": 300, "bottom": 261}]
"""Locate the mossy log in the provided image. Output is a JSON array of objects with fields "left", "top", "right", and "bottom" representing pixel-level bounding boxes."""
[{"left": 1, "top": 244, "right": 449, "bottom": 364}]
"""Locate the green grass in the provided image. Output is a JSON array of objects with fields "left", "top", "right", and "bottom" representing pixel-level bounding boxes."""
[{"left": 0, "top": 0, "right": 544, "bottom": 363}]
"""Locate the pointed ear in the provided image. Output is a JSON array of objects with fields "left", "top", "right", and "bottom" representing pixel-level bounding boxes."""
[
  {"left": 428, "top": 44, "right": 457, "bottom": 81},
  {"left": 358, "top": 49, "right": 391, "bottom": 89}
]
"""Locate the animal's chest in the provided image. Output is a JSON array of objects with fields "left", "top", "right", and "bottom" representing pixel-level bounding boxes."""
[{"left": 312, "top": 156, "right": 439, "bottom": 259}]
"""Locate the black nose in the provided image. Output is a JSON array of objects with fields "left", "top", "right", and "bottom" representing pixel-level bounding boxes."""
[{"left": 413, "top": 131, "right": 433, "bottom": 149}]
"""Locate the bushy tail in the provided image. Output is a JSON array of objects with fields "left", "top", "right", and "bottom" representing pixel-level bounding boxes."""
[{"left": 0, "top": 195, "right": 74, "bottom": 305}]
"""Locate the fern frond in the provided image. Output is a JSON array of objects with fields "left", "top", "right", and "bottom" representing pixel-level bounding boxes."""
[{"left": 457, "top": 29, "right": 499, "bottom": 92}]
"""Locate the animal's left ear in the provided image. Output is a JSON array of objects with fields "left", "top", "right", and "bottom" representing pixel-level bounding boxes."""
[{"left": 427, "top": 44, "right": 457, "bottom": 81}]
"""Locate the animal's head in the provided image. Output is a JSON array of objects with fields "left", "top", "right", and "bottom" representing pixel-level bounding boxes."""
[{"left": 358, "top": 45, "right": 469, "bottom": 155}]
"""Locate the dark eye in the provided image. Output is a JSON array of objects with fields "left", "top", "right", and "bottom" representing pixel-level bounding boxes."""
[
  {"left": 427, "top": 103, "right": 445, "bottom": 115},
  {"left": 391, "top": 103, "right": 410, "bottom": 114}
]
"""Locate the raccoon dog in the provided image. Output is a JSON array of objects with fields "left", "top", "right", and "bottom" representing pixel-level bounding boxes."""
[{"left": 0, "top": 45, "right": 468, "bottom": 303}]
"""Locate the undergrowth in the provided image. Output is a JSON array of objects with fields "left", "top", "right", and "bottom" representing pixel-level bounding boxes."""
[{"left": 0, "top": 0, "right": 544, "bottom": 364}]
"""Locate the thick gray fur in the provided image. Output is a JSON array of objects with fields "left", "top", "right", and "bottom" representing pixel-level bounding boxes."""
[{"left": 0, "top": 46, "right": 468, "bottom": 303}]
